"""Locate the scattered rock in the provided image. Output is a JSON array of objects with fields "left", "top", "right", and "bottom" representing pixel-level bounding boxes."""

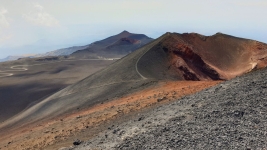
[
  {"left": 138, "top": 116, "right": 145, "bottom": 121},
  {"left": 73, "top": 139, "right": 82, "bottom": 146},
  {"left": 157, "top": 96, "right": 167, "bottom": 102}
]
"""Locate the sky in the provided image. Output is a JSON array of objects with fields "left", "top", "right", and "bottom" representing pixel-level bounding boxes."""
[{"left": 0, "top": 0, "right": 266, "bottom": 58}]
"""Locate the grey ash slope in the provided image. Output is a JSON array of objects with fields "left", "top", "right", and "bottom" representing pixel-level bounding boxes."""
[
  {"left": 72, "top": 68, "right": 267, "bottom": 150},
  {"left": 117, "top": 69, "right": 267, "bottom": 150},
  {"left": 0, "top": 33, "right": 163, "bottom": 131},
  {"left": 0, "top": 31, "right": 152, "bottom": 128}
]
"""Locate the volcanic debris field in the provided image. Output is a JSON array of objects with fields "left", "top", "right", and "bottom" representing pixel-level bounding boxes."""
[{"left": 70, "top": 68, "right": 267, "bottom": 150}]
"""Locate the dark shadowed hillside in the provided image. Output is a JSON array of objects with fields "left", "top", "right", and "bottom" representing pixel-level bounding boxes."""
[{"left": 71, "top": 31, "right": 153, "bottom": 58}]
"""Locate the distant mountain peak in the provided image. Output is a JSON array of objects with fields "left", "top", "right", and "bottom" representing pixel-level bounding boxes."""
[
  {"left": 121, "top": 30, "right": 130, "bottom": 34},
  {"left": 118, "top": 30, "right": 132, "bottom": 37},
  {"left": 71, "top": 31, "right": 154, "bottom": 58}
]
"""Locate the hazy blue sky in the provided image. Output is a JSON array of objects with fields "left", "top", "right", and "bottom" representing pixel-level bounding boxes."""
[{"left": 0, "top": 0, "right": 266, "bottom": 58}]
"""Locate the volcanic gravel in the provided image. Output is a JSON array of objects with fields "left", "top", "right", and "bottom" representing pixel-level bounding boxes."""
[{"left": 69, "top": 68, "right": 267, "bottom": 150}]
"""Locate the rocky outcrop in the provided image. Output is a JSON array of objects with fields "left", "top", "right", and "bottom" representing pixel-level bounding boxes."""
[{"left": 162, "top": 41, "right": 221, "bottom": 80}]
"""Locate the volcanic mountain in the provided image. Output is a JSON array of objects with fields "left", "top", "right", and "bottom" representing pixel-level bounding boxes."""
[
  {"left": 71, "top": 30, "right": 154, "bottom": 58},
  {"left": 1, "top": 32, "right": 267, "bottom": 149}
]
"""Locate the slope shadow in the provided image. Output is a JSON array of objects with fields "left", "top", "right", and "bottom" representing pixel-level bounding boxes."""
[{"left": 0, "top": 81, "right": 66, "bottom": 122}]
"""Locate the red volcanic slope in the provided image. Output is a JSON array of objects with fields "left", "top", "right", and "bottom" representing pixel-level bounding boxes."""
[{"left": 138, "top": 32, "right": 267, "bottom": 81}]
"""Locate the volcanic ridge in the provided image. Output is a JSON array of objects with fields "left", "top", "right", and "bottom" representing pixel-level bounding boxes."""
[{"left": 0, "top": 32, "right": 267, "bottom": 150}]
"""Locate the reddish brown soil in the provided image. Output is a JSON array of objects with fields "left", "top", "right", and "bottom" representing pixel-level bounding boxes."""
[{"left": 0, "top": 80, "right": 221, "bottom": 150}]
